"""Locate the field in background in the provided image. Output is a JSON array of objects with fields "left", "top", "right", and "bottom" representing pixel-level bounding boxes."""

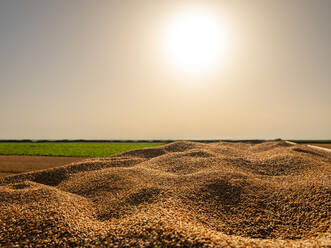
[
  {"left": 0, "top": 142, "right": 165, "bottom": 157},
  {"left": 0, "top": 172, "right": 12, "bottom": 177},
  {"left": 0, "top": 142, "right": 165, "bottom": 177},
  {"left": 1, "top": 141, "right": 330, "bottom": 178},
  {"left": 0, "top": 155, "right": 84, "bottom": 177},
  {"left": 309, "top": 143, "right": 331, "bottom": 149}
]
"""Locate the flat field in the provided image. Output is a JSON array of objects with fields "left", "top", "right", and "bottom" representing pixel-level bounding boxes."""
[
  {"left": 309, "top": 143, "right": 331, "bottom": 149},
  {"left": 0, "top": 155, "right": 85, "bottom": 177},
  {"left": 0, "top": 172, "right": 12, "bottom": 177},
  {"left": 0, "top": 142, "right": 165, "bottom": 157}
]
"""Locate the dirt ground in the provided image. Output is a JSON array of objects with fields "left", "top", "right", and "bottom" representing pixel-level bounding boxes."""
[
  {"left": 309, "top": 143, "right": 331, "bottom": 149},
  {"left": 0, "top": 155, "right": 85, "bottom": 177},
  {"left": 0, "top": 172, "right": 12, "bottom": 178}
]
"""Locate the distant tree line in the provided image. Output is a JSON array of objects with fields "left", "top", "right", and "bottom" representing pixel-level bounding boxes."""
[
  {"left": 0, "top": 139, "right": 173, "bottom": 143},
  {"left": 0, "top": 139, "right": 330, "bottom": 144}
]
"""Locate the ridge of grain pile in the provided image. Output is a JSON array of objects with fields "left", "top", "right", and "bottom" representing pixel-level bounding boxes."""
[{"left": 0, "top": 141, "right": 330, "bottom": 247}]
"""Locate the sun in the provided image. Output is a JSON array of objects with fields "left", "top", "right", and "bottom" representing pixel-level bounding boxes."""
[{"left": 164, "top": 9, "right": 228, "bottom": 75}]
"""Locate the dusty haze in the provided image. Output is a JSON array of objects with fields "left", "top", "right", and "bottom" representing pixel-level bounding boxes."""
[{"left": 0, "top": 0, "right": 330, "bottom": 139}]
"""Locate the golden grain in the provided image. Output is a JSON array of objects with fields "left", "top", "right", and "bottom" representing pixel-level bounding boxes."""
[{"left": 0, "top": 141, "right": 330, "bottom": 247}]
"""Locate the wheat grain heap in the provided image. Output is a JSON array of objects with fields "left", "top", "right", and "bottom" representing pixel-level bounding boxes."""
[{"left": 0, "top": 141, "right": 330, "bottom": 247}]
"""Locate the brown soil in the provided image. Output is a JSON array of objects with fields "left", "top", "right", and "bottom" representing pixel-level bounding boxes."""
[
  {"left": 0, "top": 141, "right": 330, "bottom": 247},
  {"left": 0, "top": 172, "right": 12, "bottom": 178},
  {"left": 0, "top": 155, "right": 85, "bottom": 177},
  {"left": 309, "top": 144, "right": 331, "bottom": 149}
]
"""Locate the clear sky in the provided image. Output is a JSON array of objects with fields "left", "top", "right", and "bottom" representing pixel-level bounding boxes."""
[{"left": 0, "top": 0, "right": 330, "bottom": 140}]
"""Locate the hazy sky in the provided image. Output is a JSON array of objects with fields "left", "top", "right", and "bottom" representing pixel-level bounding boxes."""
[{"left": 1, "top": 0, "right": 330, "bottom": 140}]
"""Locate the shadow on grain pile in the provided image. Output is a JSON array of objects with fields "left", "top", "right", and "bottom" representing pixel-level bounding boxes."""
[{"left": 0, "top": 141, "right": 330, "bottom": 247}]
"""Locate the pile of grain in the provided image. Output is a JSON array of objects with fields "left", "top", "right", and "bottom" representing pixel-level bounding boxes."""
[{"left": 0, "top": 141, "right": 330, "bottom": 247}]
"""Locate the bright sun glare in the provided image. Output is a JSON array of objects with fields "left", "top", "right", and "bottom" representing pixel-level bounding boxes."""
[{"left": 164, "top": 9, "right": 228, "bottom": 75}]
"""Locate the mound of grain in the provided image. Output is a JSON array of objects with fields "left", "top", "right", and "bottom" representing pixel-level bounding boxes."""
[{"left": 0, "top": 141, "right": 330, "bottom": 247}]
